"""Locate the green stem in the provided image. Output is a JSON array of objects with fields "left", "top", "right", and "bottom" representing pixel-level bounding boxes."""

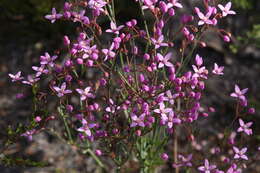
[
  {"left": 57, "top": 106, "right": 73, "bottom": 144},
  {"left": 85, "top": 148, "right": 105, "bottom": 168},
  {"left": 138, "top": 0, "right": 151, "bottom": 46}
]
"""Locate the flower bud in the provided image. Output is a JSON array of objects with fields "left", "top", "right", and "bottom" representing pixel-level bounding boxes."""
[
  {"left": 95, "top": 149, "right": 102, "bottom": 156},
  {"left": 76, "top": 58, "right": 84, "bottom": 65},
  {"left": 65, "top": 59, "right": 73, "bottom": 67},
  {"left": 248, "top": 108, "right": 255, "bottom": 114},
  {"left": 168, "top": 8, "right": 175, "bottom": 16},
  {"left": 223, "top": 35, "right": 230, "bottom": 42},
  {"left": 143, "top": 53, "right": 150, "bottom": 60},
  {"left": 35, "top": 116, "right": 42, "bottom": 122},
  {"left": 65, "top": 75, "right": 72, "bottom": 82},
  {"left": 161, "top": 153, "right": 169, "bottom": 161},
  {"left": 159, "top": 1, "right": 168, "bottom": 13},
  {"left": 63, "top": 35, "right": 70, "bottom": 46},
  {"left": 66, "top": 104, "right": 74, "bottom": 112}
]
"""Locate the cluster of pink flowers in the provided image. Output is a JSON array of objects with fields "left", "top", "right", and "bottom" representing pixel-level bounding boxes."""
[{"left": 8, "top": 0, "right": 258, "bottom": 172}]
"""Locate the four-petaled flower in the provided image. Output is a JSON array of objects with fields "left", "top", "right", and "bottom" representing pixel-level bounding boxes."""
[
  {"left": 154, "top": 102, "right": 172, "bottom": 122},
  {"left": 130, "top": 113, "right": 146, "bottom": 127},
  {"left": 88, "top": 0, "right": 107, "bottom": 13},
  {"left": 237, "top": 118, "right": 253, "bottom": 135},
  {"left": 106, "top": 21, "right": 124, "bottom": 35},
  {"left": 53, "top": 82, "right": 72, "bottom": 97},
  {"left": 168, "top": 0, "right": 183, "bottom": 8},
  {"left": 45, "top": 8, "right": 62, "bottom": 23},
  {"left": 233, "top": 146, "right": 248, "bottom": 160},
  {"left": 230, "top": 84, "right": 248, "bottom": 101},
  {"left": 142, "top": 0, "right": 156, "bottom": 10},
  {"left": 198, "top": 159, "right": 216, "bottom": 173},
  {"left": 195, "top": 7, "right": 215, "bottom": 26},
  {"left": 165, "top": 90, "right": 178, "bottom": 105},
  {"left": 166, "top": 111, "right": 181, "bottom": 128},
  {"left": 76, "top": 87, "right": 95, "bottom": 101},
  {"left": 77, "top": 118, "right": 96, "bottom": 137},
  {"left": 156, "top": 52, "right": 173, "bottom": 68},
  {"left": 40, "top": 52, "right": 58, "bottom": 67},
  {"left": 151, "top": 35, "right": 168, "bottom": 49},
  {"left": 226, "top": 163, "right": 242, "bottom": 173},
  {"left": 22, "top": 75, "right": 40, "bottom": 85},
  {"left": 21, "top": 129, "right": 36, "bottom": 141},
  {"left": 172, "top": 154, "right": 192, "bottom": 168},
  {"left": 212, "top": 63, "right": 224, "bottom": 75},
  {"left": 32, "top": 65, "right": 49, "bottom": 77},
  {"left": 9, "top": 71, "right": 23, "bottom": 82},
  {"left": 102, "top": 43, "right": 116, "bottom": 61},
  {"left": 218, "top": 2, "right": 236, "bottom": 17},
  {"left": 105, "top": 99, "right": 120, "bottom": 113},
  {"left": 192, "top": 65, "right": 208, "bottom": 79}
]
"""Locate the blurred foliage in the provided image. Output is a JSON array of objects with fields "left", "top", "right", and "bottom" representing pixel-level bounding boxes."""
[
  {"left": 0, "top": 0, "right": 62, "bottom": 21},
  {"left": 0, "top": 0, "right": 75, "bottom": 44},
  {"left": 227, "top": 0, "right": 260, "bottom": 53},
  {"left": 231, "top": 0, "right": 253, "bottom": 9},
  {"left": 244, "top": 24, "right": 260, "bottom": 48},
  {"left": 230, "top": 24, "right": 260, "bottom": 53},
  {"left": 0, "top": 154, "right": 48, "bottom": 167}
]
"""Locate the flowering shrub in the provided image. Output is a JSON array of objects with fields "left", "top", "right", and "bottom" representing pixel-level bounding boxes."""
[{"left": 7, "top": 0, "right": 259, "bottom": 172}]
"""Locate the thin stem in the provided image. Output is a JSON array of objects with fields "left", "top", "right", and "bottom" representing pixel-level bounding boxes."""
[
  {"left": 138, "top": 0, "right": 151, "bottom": 46},
  {"left": 85, "top": 148, "right": 105, "bottom": 168},
  {"left": 57, "top": 106, "right": 73, "bottom": 144},
  {"left": 174, "top": 99, "right": 181, "bottom": 173}
]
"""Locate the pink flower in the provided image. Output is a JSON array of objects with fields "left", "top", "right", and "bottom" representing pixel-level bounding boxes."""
[
  {"left": 142, "top": 0, "right": 157, "bottom": 10},
  {"left": 32, "top": 65, "right": 49, "bottom": 77},
  {"left": 192, "top": 65, "right": 208, "bottom": 79},
  {"left": 218, "top": 2, "right": 236, "bottom": 17},
  {"left": 53, "top": 82, "right": 72, "bottom": 97},
  {"left": 105, "top": 99, "right": 120, "bottom": 114},
  {"left": 22, "top": 75, "right": 40, "bottom": 86},
  {"left": 151, "top": 35, "right": 168, "bottom": 49},
  {"left": 45, "top": 8, "right": 62, "bottom": 23},
  {"left": 72, "top": 10, "right": 89, "bottom": 23},
  {"left": 233, "top": 146, "right": 248, "bottom": 160},
  {"left": 106, "top": 21, "right": 124, "bottom": 35},
  {"left": 21, "top": 129, "right": 36, "bottom": 141},
  {"left": 195, "top": 54, "right": 203, "bottom": 66},
  {"left": 130, "top": 113, "right": 146, "bottom": 127},
  {"left": 168, "top": 0, "right": 183, "bottom": 8},
  {"left": 102, "top": 43, "right": 116, "bottom": 61},
  {"left": 172, "top": 154, "right": 192, "bottom": 168},
  {"left": 212, "top": 63, "right": 224, "bottom": 75},
  {"left": 237, "top": 118, "right": 253, "bottom": 135},
  {"left": 230, "top": 85, "right": 248, "bottom": 101},
  {"left": 198, "top": 159, "right": 216, "bottom": 173},
  {"left": 195, "top": 7, "right": 215, "bottom": 26},
  {"left": 76, "top": 87, "right": 95, "bottom": 101},
  {"left": 156, "top": 52, "right": 173, "bottom": 68},
  {"left": 166, "top": 111, "right": 181, "bottom": 128},
  {"left": 154, "top": 102, "right": 172, "bottom": 122},
  {"left": 226, "top": 163, "right": 242, "bottom": 173},
  {"left": 40, "top": 52, "right": 58, "bottom": 67},
  {"left": 88, "top": 0, "right": 107, "bottom": 13},
  {"left": 165, "top": 90, "right": 178, "bottom": 105},
  {"left": 9, "top": 71, "right": 23, "bottom": 82},
  {"left": 77, "top": 118, "right": 95, "bottom": 137}
]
